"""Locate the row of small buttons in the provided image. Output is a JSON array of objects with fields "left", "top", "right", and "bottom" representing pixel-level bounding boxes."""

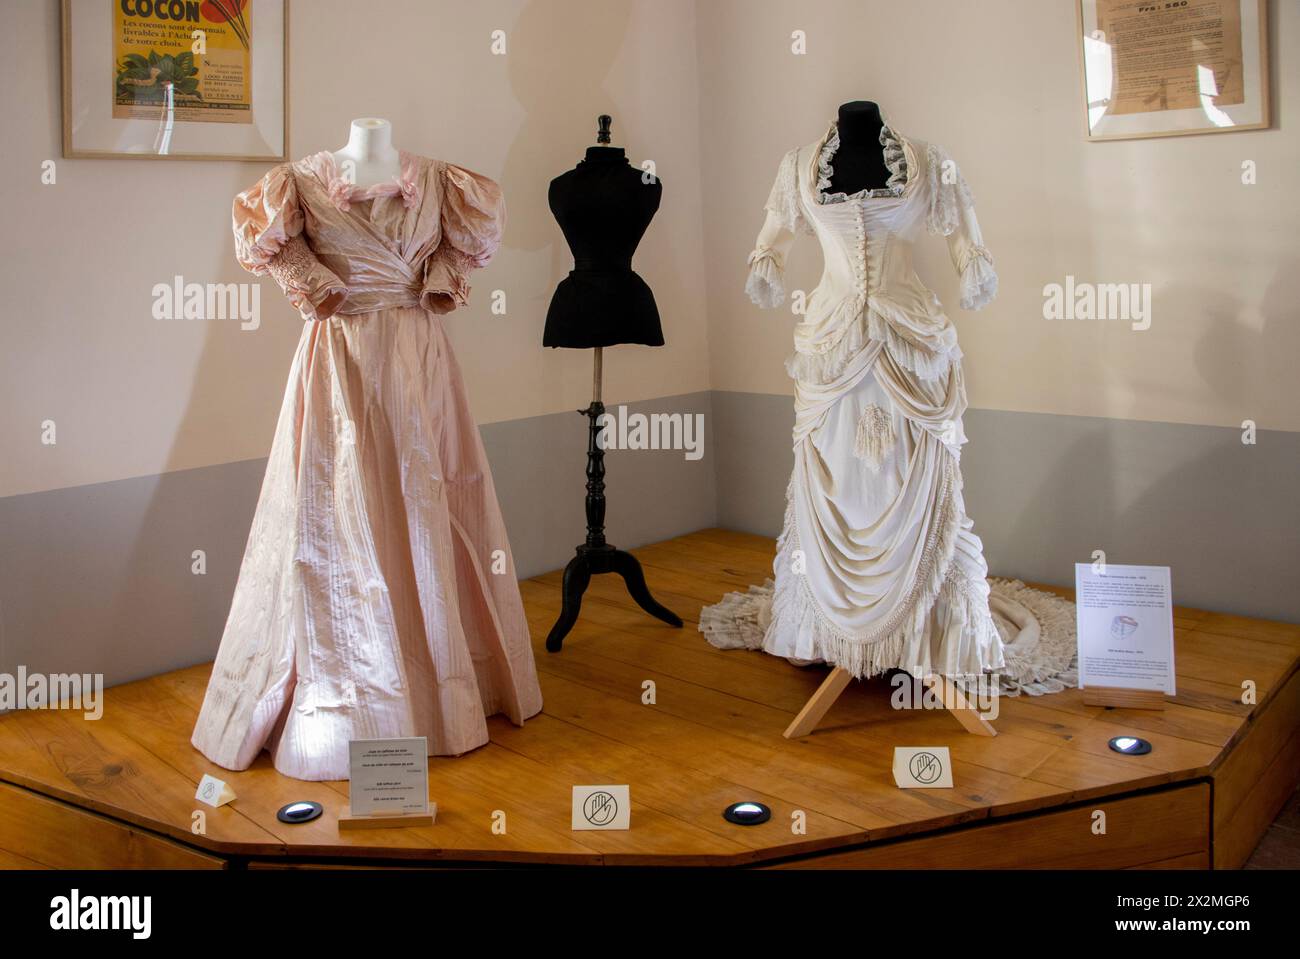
[{"left": 853, "top": 204, "right": 868, "bottom": 298}]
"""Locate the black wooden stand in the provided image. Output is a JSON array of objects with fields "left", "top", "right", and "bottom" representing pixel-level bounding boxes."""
[{"left": 545, "top": 390, "right": 682, "bottom": 653}]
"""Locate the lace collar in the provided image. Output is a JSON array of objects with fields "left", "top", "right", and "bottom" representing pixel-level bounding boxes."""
[
  {"left": 304, "top": 149, "right": 421, "bottom": 212},
  {"left": 814, "top": 120, "right": 909, "bottom": 204}
]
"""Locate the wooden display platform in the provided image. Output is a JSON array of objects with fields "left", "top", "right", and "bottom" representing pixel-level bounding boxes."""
[{"left": 0, "top": 529, "right": 1296, "bottom": 869}]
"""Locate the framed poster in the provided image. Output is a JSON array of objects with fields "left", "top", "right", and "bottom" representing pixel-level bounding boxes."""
[
  {"left": 62, "top": 0, "right": 288, "bottom": 161},
  {"left": 1077, "top": 0, "right": 1269, "bottom": 141}
]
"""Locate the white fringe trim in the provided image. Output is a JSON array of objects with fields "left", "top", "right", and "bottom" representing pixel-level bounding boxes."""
[
  {"left": 854, "top": 403, "right": 895, "bottom": 472},
  {"left": 699, "top": 488, "right": 1077, "bottom": 692},
  {"left": 769, "top": 459, "right": 973, "bottom": 680},
  {"left": 785, "top": 297, "right": 960, "bottom": 385}
]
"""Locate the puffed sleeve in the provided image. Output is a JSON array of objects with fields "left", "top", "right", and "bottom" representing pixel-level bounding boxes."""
[
  {"left": 925, "top": 144, "right": 997, "bottom": 310},
  {"left": 745, "top": 148, "right": 811, "bottom": 309},
  {"left": 232, "top": 165, "right": 347, "bottom": 321},
  {"left": 421, "top": 163, "right": 505, "bottom": 315}
]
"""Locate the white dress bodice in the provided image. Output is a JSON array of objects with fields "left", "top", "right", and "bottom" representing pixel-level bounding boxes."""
[{"left": 747, "top": 122, "right": 996, "bottom": 386}]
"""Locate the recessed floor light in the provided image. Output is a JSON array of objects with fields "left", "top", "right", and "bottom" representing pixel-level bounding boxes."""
[
  {"left": 1108, "top": 736, "right": 1152, "bottom": 755},
  {"left": 276, "top": 800, "right": 324, "bottom": 824},
  {"left": 723, "top": 801, "right": 772, "bottom": 825}
]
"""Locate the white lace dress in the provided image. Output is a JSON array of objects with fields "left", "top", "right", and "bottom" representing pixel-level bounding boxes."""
[{"left": 701, "top": 120, "right": 1075, "bottom": 692}]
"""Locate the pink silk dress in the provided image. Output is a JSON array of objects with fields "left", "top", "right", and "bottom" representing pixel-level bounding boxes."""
[{"left": 191, "top": 151, "right": 543, "bottom": 782}]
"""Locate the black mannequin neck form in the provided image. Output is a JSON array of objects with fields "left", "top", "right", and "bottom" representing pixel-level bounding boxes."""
[
  {"left": 837, "top": 100, "right": 885, "bottom": 145},
  {"left": 828, "top": 100, "right": 890, "bottom": 194},
  {"left": 584, "top": 145, "right": 626, "bottom": 163}
]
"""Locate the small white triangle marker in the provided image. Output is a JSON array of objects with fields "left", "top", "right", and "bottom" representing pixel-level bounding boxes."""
[{"left": 195, "top": 773, "right": 237, "bottom": 808}]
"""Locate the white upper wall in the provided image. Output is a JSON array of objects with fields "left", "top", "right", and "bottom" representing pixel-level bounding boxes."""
[
  {"left": 697, "top": 0, "right": 1299, "bottom": 431},
  {"left": 2, "top": 0, "right": 1295, "bottom": 500},
  {"left": 0, "top": 0, "right": 709, "bottom": 497}
]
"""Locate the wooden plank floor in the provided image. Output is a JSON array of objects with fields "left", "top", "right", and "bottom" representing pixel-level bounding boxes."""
[{"left": 0, "top": 528, "right": 1296, "bottom": 867}]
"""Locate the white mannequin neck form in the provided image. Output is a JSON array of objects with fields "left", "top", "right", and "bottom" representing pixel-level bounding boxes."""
[{"left": 332, "top": 118, "right": 402, "bottom": 189}]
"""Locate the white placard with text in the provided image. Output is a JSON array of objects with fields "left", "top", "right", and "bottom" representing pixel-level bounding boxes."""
[
  {"left": 348, "top": 737, "right": 429, "bottom": 817},
  {"left": 1075, "top": 563, "right": 1176, "bottom": 694}
]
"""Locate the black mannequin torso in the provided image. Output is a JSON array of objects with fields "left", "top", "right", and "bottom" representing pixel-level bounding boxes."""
[
  {"left": 543, "top": 145, "right": 664, "bottom": 349},
  {"left": 827, "top": 100, "right": 891, "bottom": 196},
  {"left": 548, "top": 147, "right": 661, "bottom": 272}
]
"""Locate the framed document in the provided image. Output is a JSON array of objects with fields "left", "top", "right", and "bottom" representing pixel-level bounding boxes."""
[
  {"left": 1077, "top": 0, "right": 1269, "bottom": 141},
  {"left": 62, "top": 0, "right": 288, "bottom": 161}
]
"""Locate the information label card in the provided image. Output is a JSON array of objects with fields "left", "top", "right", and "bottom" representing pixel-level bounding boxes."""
[
  {"left": 1075, "top": 564, "right": 1176, "bottom": 694},
  {"left": 348, "top": 737, "right": 429, "bottom": 817}
]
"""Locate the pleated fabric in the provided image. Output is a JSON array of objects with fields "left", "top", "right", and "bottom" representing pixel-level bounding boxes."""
[
  {"left": 702, "top": 121, "right": 1015, "bottom": 683},
  {"left": 192, "top": 153, "right": 542, "bottom": 781}
]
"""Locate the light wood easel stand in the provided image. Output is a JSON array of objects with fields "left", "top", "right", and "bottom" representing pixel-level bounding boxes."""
[
  {"left": 1081, "top": 686, "right": 1167, "bottom": 710},
  {"left": 783, "top": 668, "right": 997, "bottom": 739},
  {"left": 338, "top": 804, "right": 437, "bottom": 831}
]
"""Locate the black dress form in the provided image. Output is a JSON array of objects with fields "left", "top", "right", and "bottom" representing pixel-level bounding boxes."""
[
  {"left": 544, "top": 146, "right": 664, "bottom": 348},
  {"left": 828, "top": 100, "right": 891, "bottom": 197},
  {"left": 541, "top": 141, "right": 680, "bottom": 653}
]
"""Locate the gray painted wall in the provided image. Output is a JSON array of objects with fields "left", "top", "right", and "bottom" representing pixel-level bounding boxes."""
[
  {"left": 712, "top": 391, "right": 1300, "bottom": 624},
  {"left": 0, "top": 392, "right": 716, "bottom": 689},
  {"left": 2, "top": 387, "right": 1295, "bottom": 691}
]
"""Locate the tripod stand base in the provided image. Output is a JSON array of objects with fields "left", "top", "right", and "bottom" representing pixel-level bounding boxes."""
[{"left": 545, "top": 544, "right": 683, "bottom": 652}]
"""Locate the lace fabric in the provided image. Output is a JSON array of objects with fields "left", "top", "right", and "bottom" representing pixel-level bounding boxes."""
[
  {"left": 710, "top": 121, "right": 1053, "bottom": 690},
  {"left": 925, "top": 143, "right": 975, "bottom": 236},
  {"left": 958, "top": 246, "right": 997, "bottom": 310},
  {"left": 815, "top": 121, "right": 909, "bottom": 204},
  {"left": 746, "top": 123, "right": 996, "bottom": 389},
  {"left": 699, "top": 458, "right": 1004, "bottom": 681},
  {"left": 745, "top": 249, "right": 785, "bottom": 308},
  {"left": 854, "top": 402, "right": 896, "bottom": 472},
  {"left": 763, "top": 149, "right": 814, "bottom": 236}
]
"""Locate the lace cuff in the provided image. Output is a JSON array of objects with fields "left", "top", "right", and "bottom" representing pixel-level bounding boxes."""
[
  {"left": 421, "top": 246, "right": 474, "bottom": 314},
  {"left": 745, "top": 249, "right": 785, "bottom": 308},
  {"left": 264, "top": 234, "right": 348, "bottom": 320},
  {"left": 958, "top": 247, "right": 997, "bottom": 310}
]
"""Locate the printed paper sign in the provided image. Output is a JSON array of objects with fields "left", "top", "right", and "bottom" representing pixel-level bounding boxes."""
[
  {"left": 348, "top": 737, "right": 429, "bottom": 817},
  {"left": 195, "top": 773, "right": 236, "bottom": 808},
  {"left": 572, "top": 785, "right": 631, "bottom": 830},
  {"left": 113, "top": 0, "right": 253, "bottom": 124},
  {"left": 892, "top": 747, "right": 954, "bottom": 789},
  {"left": 1075, "top": 563, "right": 1176, "bottom": 694}
]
